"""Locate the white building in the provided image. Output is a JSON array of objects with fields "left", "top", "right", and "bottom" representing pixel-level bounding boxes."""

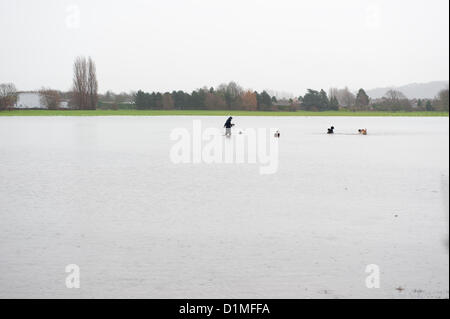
[
  {"left": 15, "top": 92, "right": 43, "bottom": 109},
  {"left": 15, "top": 92, "right": 70, "bottom": 109}
]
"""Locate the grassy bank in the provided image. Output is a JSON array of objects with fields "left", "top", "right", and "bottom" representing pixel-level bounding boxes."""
[{"left": 0, "top": 109, "right": 448, "bottom": 117}]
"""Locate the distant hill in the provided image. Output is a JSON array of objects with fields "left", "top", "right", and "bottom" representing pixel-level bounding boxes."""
[{"left": 366, "top": 81, "right": 449, "bottom": 99}]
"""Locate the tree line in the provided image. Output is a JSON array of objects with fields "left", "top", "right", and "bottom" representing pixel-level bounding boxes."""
[
  {"left": 134, "top": 82, "right": 276, "bottom": 111},
  {"left": 133, "top": 85, "right": 448, "bottom": 112},
  {"left": 1, "top": 58, "right": 448, "bottom": 112},
  {"left": 299, "top": 87, "right": 449, "bottom": 112}
]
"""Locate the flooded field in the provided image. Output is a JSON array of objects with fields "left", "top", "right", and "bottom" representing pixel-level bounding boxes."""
[{"left": 0, "top": 116, "right": 448, "bottom": 298}]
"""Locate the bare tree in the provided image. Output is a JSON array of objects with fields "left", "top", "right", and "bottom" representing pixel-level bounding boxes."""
[
  {"left": 204, "top": 92, "right": 227, "bottom": 110},
  {"left": 0, "top": 83, "right": 18, "bottom": 110},
  {"left": 87, "top": 57, "right": 98, "bottom": 110},
  {"left": 381, "top": 90, "right": 411, "bottom": 110},
  {"left": 384, "top": 89, "right": 407, "bottom": 101},
  {"left": 328, "top": 88, "right": 339, "bottom": 100},
  {"left": 329, "top": 87, "right": 355, "bottom": 108},
  {"left": 217, "top": 82, "right": 244, "bottom": 108},
  {"left": 338, "top": 87, "right": 356, "bottom": 108},
  {"left": 72, "top": 56, "right": 98, "bottom": 110},
  {"left": 241, "top": 90, "right": 258, "bottom": 110},
  {"left": 72, "top": 56, "right": 88, "bottom": 109},
  {"left": 39, "top": 88, "right": 61, "bottom": 110}
]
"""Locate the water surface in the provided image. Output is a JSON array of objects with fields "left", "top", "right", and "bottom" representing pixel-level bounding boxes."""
[{"left": 0, "top": 116, "right": 448, "bottom": 298}]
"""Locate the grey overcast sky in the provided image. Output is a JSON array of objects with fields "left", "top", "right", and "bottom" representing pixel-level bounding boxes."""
[{"left": 1, "top": 0, "right": 448, "bottom": 95}]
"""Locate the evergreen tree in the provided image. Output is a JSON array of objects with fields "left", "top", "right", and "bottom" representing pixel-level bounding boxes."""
[
  {"left": 301, "top": 89, "right": 321, "bottom": 111},
  {"left": 355, "top": 88, "right": 370, "bottom": 109},
  {"left": 255, "top": 91, "right": 261, "bottom": 109},
  {"left": 155, "top": 92, "right": 163, "bottom": 109},
  {"left": 260, "top": 91, "right": 272, "bottom": 110},
  {"left": 319, "top": 89, "right": 329, "bottom": 111},
  {"left": 271, "top": 96, "right": 277, "bottom": 104},
  {"left": 134, "top": 90, "right": 146, "bottom": 109}
]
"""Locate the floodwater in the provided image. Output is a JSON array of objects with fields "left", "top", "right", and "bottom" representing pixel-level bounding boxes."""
[{"left": 0, "top": 116, "right": 448, "bottom": 299}]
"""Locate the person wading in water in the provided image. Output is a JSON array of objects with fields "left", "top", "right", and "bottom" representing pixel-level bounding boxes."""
[{"left": 224, "top": 117, "right": 234, "bottom": 136}]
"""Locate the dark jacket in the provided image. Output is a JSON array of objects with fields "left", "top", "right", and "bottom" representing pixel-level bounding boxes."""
[{"left": 224, "top": 117, "right": 233, "bottom": 128}]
